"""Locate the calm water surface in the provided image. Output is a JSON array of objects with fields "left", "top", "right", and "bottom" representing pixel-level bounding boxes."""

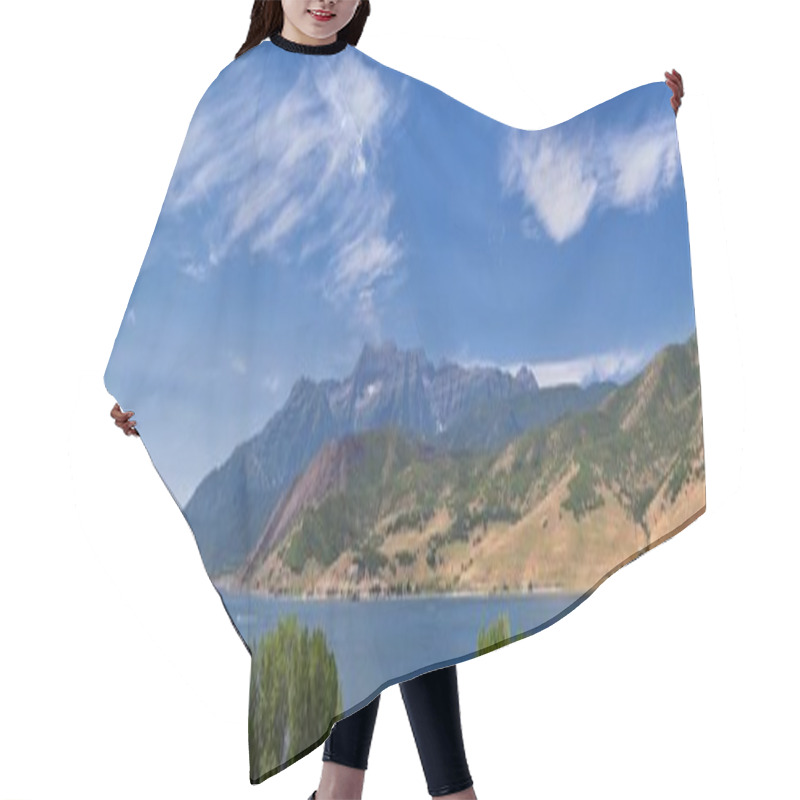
[{"left": 219, "top": 590, "right": 585, "bottom": 714}]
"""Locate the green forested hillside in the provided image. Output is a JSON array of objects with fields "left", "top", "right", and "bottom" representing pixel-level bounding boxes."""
[{"left": 233, "top": 331, "right": 704, "bottom": 596}]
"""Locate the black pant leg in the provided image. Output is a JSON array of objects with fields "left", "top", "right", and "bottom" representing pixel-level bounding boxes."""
[
  {"left": 322, "top": 693, "right": 381, "bottom": 771},
  {"left": 399, "top": 665, "right": 474, "bottom": 797}
]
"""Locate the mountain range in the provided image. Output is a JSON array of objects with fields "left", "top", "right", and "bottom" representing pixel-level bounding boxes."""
[
  {"left": 216, "top": 330, "right": 704, "bottom": 596},
  {"left": 183, "top": 340, "right": 619, "bottom": 577}
]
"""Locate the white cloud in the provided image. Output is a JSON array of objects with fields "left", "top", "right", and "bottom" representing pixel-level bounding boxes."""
[
  {"left": 606, "top": 121, "right": 679, "bottom": 212},
  {"left": 162, "top": 53, "right": 405, "bottom": 339},
  {"left": 230, "top": 354, "right": 248, "bottom": 376},
  {"left": 462, "top": 348, "right": 650, "bottom": 388},
  {"left": 180, "top": 260, "right": 209, "bottom": 282},
  {"left": 260, "top": 373, "right": 281, "bottom": 394},
  {"left": 501, "top": 113, "right": 678, "bottom": 244},
  {"left": 525, "top": 347, "right": 649, "bottom": 387}
]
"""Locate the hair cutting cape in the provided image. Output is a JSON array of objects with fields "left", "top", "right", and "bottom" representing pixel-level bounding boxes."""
[{"left": 104, "top": 35, "right": 706, "bottom": 784}]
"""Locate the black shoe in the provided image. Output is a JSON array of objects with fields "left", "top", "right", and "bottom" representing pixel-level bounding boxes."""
[{"left": 307, "top": 792, "right": 317, "bottom": 800}]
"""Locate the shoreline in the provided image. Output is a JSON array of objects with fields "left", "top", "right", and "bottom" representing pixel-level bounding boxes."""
[{"left": 213, "top": 584, "right": 578, "bottom": 601}]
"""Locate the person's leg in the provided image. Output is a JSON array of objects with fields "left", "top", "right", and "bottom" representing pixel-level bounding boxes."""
[
  {"left": 400, "top": 665, "right": 477, "bottom": 799},
  {"left": 315, "top": 693, "right": 381, "bottom": 800}
]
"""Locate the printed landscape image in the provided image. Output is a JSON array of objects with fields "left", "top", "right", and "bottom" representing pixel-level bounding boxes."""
[
  {"left": 103, "top": 45, "right": 706, "bottom": 782},
  {"left": 204, "top": 332, "right": 704, "bottom": 600}
]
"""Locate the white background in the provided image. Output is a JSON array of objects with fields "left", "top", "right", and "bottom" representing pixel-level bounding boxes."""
[{"left": 1, "top": 1, "right": 796, "bottom": 798}]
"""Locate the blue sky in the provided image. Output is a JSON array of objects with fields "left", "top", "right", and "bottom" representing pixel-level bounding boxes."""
[{"left": 105, "top": 42, "right": 697, "bottom": 506}]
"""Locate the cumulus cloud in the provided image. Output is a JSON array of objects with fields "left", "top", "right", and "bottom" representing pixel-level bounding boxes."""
[{"left": 500, "top": 114, "right": 678, "bottom": 244}]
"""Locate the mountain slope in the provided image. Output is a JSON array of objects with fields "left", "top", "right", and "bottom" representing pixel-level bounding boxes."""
[{"left": 223, "top": 330, "right": 705, "bottom": 595}]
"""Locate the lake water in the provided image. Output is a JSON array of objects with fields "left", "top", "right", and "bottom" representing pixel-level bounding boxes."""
[{"left": 219, "top": 590, "right": 585, "bottom": 715}]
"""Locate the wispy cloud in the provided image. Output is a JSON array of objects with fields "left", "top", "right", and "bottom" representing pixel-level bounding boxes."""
[
  {"left": 180, "top": 260, "right": 210, "bottom": 282},
  {"left": 500, "top": 115, "right": 678, "bottom": 244},
  {"left": 525, "top": 347, "right": 650, "bottom": 387},
  {"left": 166, "top": 67, "right": 263, "bottom": 213},
  {"left": 229, "top": 352, "right": 248, "bottom": 376},
  {"left": 260, "top": 373, "right": 281, "bottom": 394},
  {"left": 163, "top": 55, "right": 406, "bottom": 340},
  {"left": 462, "top": 348, "right": 650, "bottom": 388}
]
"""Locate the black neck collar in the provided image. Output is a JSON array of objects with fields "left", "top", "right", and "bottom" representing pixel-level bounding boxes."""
[{"left": 270, "top": 31, "right": 348, "bottom": 55}]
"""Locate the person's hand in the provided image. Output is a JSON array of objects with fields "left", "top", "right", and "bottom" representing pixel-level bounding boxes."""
[
  {"left": 111, "top": 402, "right": 140, "bottom": 437},
  {"left": 665, "top": 68, "right": 684, "bottom": 116}
]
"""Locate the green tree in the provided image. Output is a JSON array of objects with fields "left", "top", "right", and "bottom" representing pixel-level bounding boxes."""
[
  {"left": 249, "top": 615, "right": 343, "bottom": 781},
  {"left": 477, "top": 612, "right": 512, "bottom": 656}
]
